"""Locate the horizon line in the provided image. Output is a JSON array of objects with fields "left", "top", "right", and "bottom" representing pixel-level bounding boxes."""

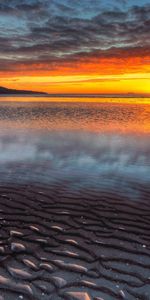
[{"left": 1, "top": 93, "right": 150, "bottom": 98}]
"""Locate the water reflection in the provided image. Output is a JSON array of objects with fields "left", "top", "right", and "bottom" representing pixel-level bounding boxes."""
[
  {"left": 0, "top": 99, "right": 150, "bottom": 133},
  {"left": 0, "top": 99, "right": 149, "bottom": 201}
]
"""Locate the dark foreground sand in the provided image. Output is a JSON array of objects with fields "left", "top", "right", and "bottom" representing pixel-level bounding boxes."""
[{"left": 0, "top": 184, "right": 150, "bottom": 300}]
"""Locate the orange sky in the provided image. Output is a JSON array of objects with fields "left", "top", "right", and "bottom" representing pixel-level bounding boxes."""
[
  {"left": 0, "top": 57, "right": 150, "bottom": 94},
  {"left": 1, "top": 51, "right": 150, "bottom": 95},
  {"left": 0, "top": 0, "right": 150, "bottom": 96}
]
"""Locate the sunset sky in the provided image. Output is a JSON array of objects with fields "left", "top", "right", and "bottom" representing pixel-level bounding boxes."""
[{"left": 0, "top": 0, "right": 150, "bottom": 94}]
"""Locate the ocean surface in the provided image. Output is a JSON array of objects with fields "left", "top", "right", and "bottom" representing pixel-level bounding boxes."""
[
  {"left": 0, "top": 98, "right": 150, "bottom": 300},
  {"left": 0, "top": 98, "right": 149, "bottom": 194}
]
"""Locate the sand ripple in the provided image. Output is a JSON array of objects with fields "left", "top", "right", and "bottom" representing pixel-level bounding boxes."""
[{"left": 0, "top": 184, "right": 150, "bottom": 299}]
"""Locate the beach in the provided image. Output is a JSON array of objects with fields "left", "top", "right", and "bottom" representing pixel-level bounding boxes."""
[
  {"left": 1, "top": 0, "right": 150, "bottom": 297},
  {"left": 0, "top": 99, "right": 150, "bottom": 299}
]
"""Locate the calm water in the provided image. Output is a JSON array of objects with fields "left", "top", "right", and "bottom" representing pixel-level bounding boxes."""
[
  {"left": 0, "top": 99, "right": 149, "bottom": 201},
  {"left": 0, "top": 98, "right": 150, "bottom": 300}
]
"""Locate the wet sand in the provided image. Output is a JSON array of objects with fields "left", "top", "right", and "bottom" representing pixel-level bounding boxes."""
[{"left": 0, "top": 184, "right": 150, "bottom": 300}]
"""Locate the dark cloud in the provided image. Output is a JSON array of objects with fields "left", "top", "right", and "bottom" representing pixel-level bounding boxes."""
[
  {"left": 0, "top": 46, "right": 149, "bottom": 74},
  {"left": 0, "top": 0, "right": 149, "bottom": 72}
]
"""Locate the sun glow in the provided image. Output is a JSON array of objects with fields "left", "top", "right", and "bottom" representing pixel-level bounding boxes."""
[{"left": 1, "top": 73, "right": 150, "bottom": 95}]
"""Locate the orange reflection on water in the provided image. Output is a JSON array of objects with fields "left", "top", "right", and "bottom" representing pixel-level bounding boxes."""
[{"left": 0, "top": 98, "right": 150, "bottom": 135}]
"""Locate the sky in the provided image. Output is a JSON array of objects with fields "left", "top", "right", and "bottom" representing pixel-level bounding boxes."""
[{"left": 0, "top": 0, "right": 150, "bottom": 94}]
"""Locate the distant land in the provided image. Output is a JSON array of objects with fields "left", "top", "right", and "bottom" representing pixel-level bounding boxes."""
[
  {"left": 0, "top": 86, "right": 149, "bottom": 98},
  {"left": 0, "top": 86, "right": 47, "bottom": 95}
]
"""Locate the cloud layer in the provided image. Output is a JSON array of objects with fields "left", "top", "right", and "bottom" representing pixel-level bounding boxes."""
[{"left": 0, "top": 0, "right": 150, "bottom": 76}]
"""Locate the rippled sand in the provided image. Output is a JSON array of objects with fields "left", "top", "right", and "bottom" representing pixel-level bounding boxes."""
[{"left": 0, "top": 183, "right": 150, "bottom": 300}]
